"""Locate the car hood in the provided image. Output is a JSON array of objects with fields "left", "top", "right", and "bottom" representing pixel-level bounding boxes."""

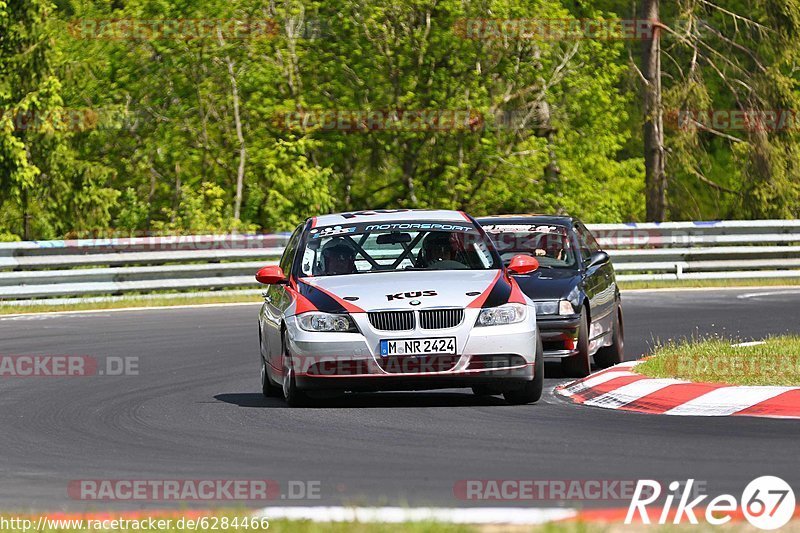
[
  {"left": 302, "top": 270, "right": 500, "bottom": 311},
  {"left": 512, "top": 268, "right": 581, "bottom": 300}
]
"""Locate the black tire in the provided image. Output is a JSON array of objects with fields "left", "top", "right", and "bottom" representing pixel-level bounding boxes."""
[
  {"left": 281, "top": 336, "right": 312, "bottom": 407},
  {"left": 261, "top": 358, "right": 282, "bottom": 398},
  {"left": 594, "top": 302, "right": 624, "bottom": 368},
  {"left": 561, "top": 307, "right": 591, "bottom": 378},
  {"left": 504, "top": 331, "right": 544, "bottom": 405},
  {"left": 471, "top": 386, "right": 495, "bottom": 397}
]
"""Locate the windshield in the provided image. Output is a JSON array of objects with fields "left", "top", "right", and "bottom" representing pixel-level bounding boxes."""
[
  {"left": 299, "top": 221, "right": 500, "bottom": 277},
  {"left": 481, "top": 223, "right": 577, "bottom": 269}
]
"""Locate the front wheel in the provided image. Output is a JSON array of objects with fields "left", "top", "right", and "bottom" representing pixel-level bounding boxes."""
[
  {"left": 561, "top": 307, "right": 591, "bottom": 378},
  {"left": 504, "top": 332, "right": 544, "bottom": 405}
]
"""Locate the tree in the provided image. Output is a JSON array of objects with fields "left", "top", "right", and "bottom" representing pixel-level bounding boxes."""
[
  {"left": 640, "top": 0, "right": 667, "bottom": 221},
  {"left": 636, "top": 0, "right": 800, "bottom": 220},
  {"left": 0, "top": 0, "right": 116, "bottom": 240}
]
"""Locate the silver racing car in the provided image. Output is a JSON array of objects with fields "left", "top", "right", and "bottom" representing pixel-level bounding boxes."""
[{"left": 255, "top": 209, "right": 543, "bottom": 406}]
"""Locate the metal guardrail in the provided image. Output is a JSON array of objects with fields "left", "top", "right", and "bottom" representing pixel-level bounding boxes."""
[
  {"left": 0, "top": 220, "right": 798, "bottom": 301},
  {"left": 590, "top": 220, "right": 800, "bottom": 282},
  {"left": 0, "top": 234, "right": 289, "bottom": 300}
]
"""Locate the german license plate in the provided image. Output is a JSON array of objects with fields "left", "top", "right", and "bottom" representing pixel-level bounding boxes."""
[{"left": 380, "top": 337, "right": 457, "bottom": 357}]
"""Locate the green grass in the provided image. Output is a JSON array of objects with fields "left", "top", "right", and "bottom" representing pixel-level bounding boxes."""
[
  {"left": 636, "top": 335, "right": 800, "bottom": 386},
  {"left": 1, "top": 516, "right": 790, "bottom": 533},
  {"left": 2, "top": 511, "right": 794, "bottom": 532},
  {"left": 619, "top": 277, "right": 800, "bottom": 290},
  {"left": 0, "top": 515, "right": 602, "bottom": 533},
  {"left": 0, "top": 293, "right": 261, "bottom": 315}
]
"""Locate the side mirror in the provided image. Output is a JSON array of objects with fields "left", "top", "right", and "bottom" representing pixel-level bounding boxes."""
[
  {"left": 255, "top": 265, "right": 288, "bottom": 285},
  {"left": 587, "top": 251, "right": 610, "bottom": 268},
  {"left": 507, "top": 255, "right": 539, "bottom": 275}
]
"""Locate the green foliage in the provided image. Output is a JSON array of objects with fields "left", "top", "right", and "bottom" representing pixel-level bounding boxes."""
[
  {"left": 0, "top": 0, "right": 798, "bottom": 240},
  {"left": 657, "top": 0, "right": 800, "bottom": 220},
  {"left": 152, "top": 182, "right": 256, "bottom": 234}
]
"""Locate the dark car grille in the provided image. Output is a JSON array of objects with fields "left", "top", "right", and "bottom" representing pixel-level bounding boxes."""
[
  {"left": 419, "top": 309, "right": 464, "bottom": 330},
  {"left": 368, "top": 311, "right": 415, "bottom": 331}
]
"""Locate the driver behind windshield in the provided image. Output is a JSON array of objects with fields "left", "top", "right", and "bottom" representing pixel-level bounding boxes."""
[
  {"left": 420, "top": 232, "right": 458, "bottom": 267},
  {"left": 534, "top": 234, "right": 567, "bottom": 261},
  {"left": 322, "top": 241, "right": 357, "bottom": 275}
]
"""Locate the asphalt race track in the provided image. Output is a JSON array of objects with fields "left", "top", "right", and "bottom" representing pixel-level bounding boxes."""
[{"left": 1, "top": 287, "right": 799, "bottom": 511}]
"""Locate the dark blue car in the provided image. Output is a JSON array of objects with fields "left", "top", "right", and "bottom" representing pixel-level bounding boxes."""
[{"left": 477, "top": 215, "right": 624, "bottom": 377}]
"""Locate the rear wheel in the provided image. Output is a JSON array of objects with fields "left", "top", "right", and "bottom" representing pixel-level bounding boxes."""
[
  {"left": 261, "top": 358, "right": 282, "bottom": 398},
  {"left": 561, "top": 307, "right": 591, "bottom": 378},
  {"left": 594, "top": 302, "right": 624, "bottom": 368},
  {"left": 504, "top": 331, "right": 544, "bottom": 405}
]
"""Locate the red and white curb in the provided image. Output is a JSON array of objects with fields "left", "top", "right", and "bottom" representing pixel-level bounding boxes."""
[{"left": 556, "top": 360, "right": 800, "bottom": 419}]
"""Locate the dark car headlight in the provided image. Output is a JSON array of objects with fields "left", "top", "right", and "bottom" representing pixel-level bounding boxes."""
[
  {"left": 297, "top": 312, "right": 358, "bottom": 332},
  {"left": 534, "top": 300, "right": 576, "bottom": 316}
]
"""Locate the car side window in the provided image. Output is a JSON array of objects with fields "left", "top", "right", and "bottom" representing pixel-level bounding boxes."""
[
  {"left": 279, "top": 224, "right": 303, "bottom": 275},
  {"left": 581, "top": 224, "right": 601, "bottom": 253},
  {"left": 574, "top": 223, "right": 599, "bottom": 263}
]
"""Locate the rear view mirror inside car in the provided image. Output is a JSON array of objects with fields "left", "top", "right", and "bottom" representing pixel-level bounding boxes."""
[{"left": 377, "top": 232, "right": 412, "bottom": 245}]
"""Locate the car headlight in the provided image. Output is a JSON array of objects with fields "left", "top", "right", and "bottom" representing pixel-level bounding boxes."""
[
  {"left": 476, "top": 303, "right": 527, "bottom": 326},
  {"left": 297, "top": 312, "right": 358, "bottom": 332},
  {"left": 534, "top": 300, "right": 577, "bottom": 316},
  {"left": 559, "top": 299, "right": 576, "bottom": 315},
  {"left": 534, "top": 301, "right": 558, "bottom": 316}
]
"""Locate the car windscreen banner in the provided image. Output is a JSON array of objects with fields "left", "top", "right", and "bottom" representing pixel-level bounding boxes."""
[
  {"left": 309, "top": 220, "right": 476, "bottom": 238},
  {"left": 481, "top": 224, "right": 568, "bottom": 251}
]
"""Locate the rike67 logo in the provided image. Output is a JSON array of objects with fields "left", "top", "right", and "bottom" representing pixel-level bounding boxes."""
[{"left": 627, "top": 477, "right": 796, "bottom": 530}]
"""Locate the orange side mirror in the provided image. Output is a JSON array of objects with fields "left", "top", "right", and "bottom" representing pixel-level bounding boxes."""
[
  {"left": 255, "top": 265, "right": 288, "bottom": 285},
  {"left": 507, "top": 255, "right": 539, "bottom": 275}
]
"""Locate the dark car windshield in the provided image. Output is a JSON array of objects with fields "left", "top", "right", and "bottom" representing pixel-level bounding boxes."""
[
  {"left": 298, "top": 221, "right": 500, "bottom": 277},
  {"left": 482, "top": 223, "right": 577, "bottom": 269}
]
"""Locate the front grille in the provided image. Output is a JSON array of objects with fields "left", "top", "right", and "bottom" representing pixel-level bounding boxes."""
[
  {"left": 419, "top": 308, "right": 464, "bottom": 330},
  {"left": 368, "top": 311, "right": 415, "bottom": 331}
]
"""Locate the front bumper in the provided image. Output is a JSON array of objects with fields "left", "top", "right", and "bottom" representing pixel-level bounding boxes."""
[
  {"left": 537, "top": 315, "right": 580, "bottom": 359},
  {"left": 284, "top": 307, "right": 538, "bottom": 392}
]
